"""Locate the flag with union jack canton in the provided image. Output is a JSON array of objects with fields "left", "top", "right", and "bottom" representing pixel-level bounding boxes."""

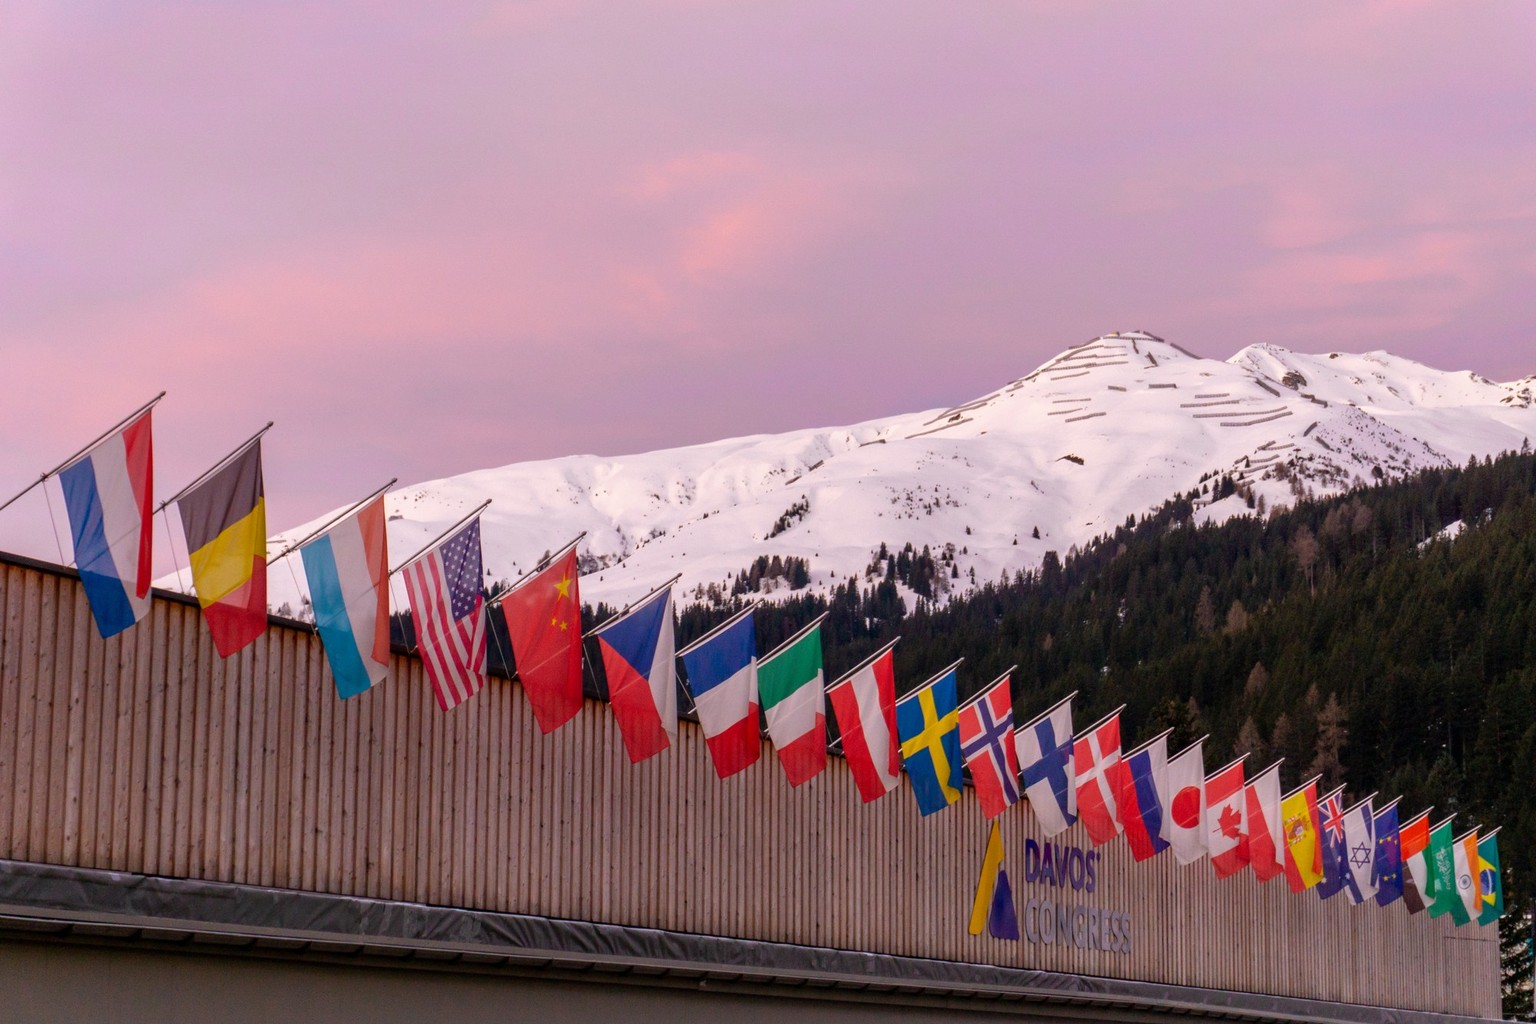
[
  {"left": 1314, "top": 787, "right": 1349, "bottom": 899},
  {"left": 403, "top": 518, "right": 487, "bottom": 711},
  {"left": 958, "top": 674, "right": 1019, "bottom": 819}
]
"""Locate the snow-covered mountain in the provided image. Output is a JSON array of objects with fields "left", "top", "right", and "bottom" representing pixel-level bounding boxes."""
[{"left": 264, "top": 332, "right": 1536, "bottom": 615}]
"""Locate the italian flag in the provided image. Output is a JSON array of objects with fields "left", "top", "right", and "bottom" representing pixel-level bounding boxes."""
[{"left": 758, "top": 618, "right": 828, "bottom": 786}]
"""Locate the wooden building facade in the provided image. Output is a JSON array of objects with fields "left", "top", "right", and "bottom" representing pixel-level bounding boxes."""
[{"left": 0, "top": 556, "right": 1502, "bottom": 1019}]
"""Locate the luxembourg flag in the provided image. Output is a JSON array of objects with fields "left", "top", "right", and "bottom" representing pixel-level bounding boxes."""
[
  {"left": 679, "top": 606, "right": 760, "bottom": 779},
  {"left": 299, "top": 495, "right": 390, "bottom": 699},
  {"left": 592, "top": 583, "right": 678, "bottom": 764},
  {"left": 58, "top": 409, "right": 154, "bottom": 639}
]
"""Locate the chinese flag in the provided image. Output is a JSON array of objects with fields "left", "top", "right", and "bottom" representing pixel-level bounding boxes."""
[{"left": 502, "top": 548, "right": 583, "bottom": 733}]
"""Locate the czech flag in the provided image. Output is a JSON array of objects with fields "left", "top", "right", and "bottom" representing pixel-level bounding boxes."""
[
  {"left": 593, "top": 585, "right": 677, "bottom": 763},
  {"left": 59, "top": 410, "right": 153, "bottom": 639}
]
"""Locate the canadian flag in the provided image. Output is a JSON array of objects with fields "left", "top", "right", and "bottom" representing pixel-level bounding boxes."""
[
  {"left": 1206, "top": 757, "right": 1250, "bottom": 879},
  {"left": 1073, "top": 709, "right": 1124, "bottom": 846},
  {"left": 1244, "top": 761, "right": 1286, "bottom": 882}
]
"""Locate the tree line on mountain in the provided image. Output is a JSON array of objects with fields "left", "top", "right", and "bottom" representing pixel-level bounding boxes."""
[
  {"left": 670, "top": 449, "right": 1536, "bottom": 1015},
  {"left": 387, "top": 450, "right": 1535, "bottom": 1013}
]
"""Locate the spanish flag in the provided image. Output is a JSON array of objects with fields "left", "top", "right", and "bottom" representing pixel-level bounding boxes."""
[
  {"left": 1281, "top": 779, "right": 1324, "bottom": 893},
  {"left": 178, "top": 440, "right": 267, "bottom": 657}
]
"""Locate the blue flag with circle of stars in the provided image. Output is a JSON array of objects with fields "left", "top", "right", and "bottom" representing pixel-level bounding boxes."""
[{"left": 1373, "top": 801, "right": 1404, "bottom": 907}]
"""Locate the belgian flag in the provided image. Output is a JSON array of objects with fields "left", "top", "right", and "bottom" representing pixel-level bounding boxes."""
[{"left": 179, "top": 440, "right": 267, "bottom": 657}]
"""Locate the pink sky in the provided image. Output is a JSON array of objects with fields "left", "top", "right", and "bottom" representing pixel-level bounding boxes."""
[{"left": 3, "top": 2, "right": 1534, "bottom": 562}]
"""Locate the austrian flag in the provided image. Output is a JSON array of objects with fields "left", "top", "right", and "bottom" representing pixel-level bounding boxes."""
[{"left": 827, "top": 642, "right": 901, "bottom": 803}]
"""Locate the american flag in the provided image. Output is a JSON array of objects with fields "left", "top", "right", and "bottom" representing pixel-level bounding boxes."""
[{"left": 403, "top": 518, "right": 486, "bottom": 710}]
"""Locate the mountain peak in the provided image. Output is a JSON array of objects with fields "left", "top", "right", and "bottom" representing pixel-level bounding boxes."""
[{"left": 260, "top": 333, "right": 1536, "bottom": 617}]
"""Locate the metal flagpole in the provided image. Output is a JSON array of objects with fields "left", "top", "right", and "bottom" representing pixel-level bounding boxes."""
[
  {"left": 589, "top": 573, "right": 683, "bottom": 636},
  {"left": 486, "top": 531, "right": 587, "bottom": 609},
  {"left": 388, "top": 499, "right": 493, "bottom": 577},
  {"left": 266, "top": 478, "right": 397, "bottom": 565},
  {"left": 674, "top": 600, "right": 760, "bottom": 659},
  {"left": 0, "top": 391, "right": 167, "bottom": 516},
  {"left": 758, "top": 610, "right": 831, "bottom": 666},
  {"left": 155, "top": 422, "right": 273, "bottom": 515},
  {"left": 956, "top": 664, "right": 1017, "bottom": 715}
]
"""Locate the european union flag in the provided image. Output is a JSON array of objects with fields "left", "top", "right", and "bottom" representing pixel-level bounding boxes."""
[
  {"left": 896, "top": 664, "right": 963, "bottom": 816},
  {"left": 1374, "top": 801, "right": 1404, "bottom": 907}
]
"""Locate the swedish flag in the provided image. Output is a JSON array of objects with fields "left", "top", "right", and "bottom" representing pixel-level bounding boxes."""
[{"left": 896, "top": 662, "right": 963, "bottom": 816}]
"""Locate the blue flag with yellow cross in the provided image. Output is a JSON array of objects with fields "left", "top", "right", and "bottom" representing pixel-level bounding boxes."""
[{"left": 896, "top": 661, "right": 964, "bottom": 816}]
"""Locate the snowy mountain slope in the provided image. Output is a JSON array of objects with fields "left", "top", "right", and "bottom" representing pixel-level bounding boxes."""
[{"left": 260, "top": 332, "right": 1536, "bottom": 615}]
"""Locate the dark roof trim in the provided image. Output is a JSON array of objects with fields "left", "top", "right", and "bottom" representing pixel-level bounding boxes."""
[{"left": 0, "top": 860, "right": 1492, "bottom": 1024}]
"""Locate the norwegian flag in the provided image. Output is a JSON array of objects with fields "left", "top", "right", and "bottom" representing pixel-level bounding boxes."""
[
  {"left": 1073, "top": 710, "right": 1124, "bottom": 846},
  {"left": 958, "top": 674, "right": 1020, "bottom": 819},
  {"left": 402, "top": 518, "right": 487, "bottom": 711}
]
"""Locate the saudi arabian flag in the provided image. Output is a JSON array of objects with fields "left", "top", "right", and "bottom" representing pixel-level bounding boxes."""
[
  {"left": 758, "top": 620, "right": 828, "bottom": 787},
  {"left": 1476, "top": 832, "right": 1503, "bottom": 926},
  {"left": 1425, "top": 817, "right": 1460, "bottom": 919}
]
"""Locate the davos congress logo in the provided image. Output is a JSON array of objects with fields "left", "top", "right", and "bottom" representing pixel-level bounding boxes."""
[{"left": 971, "top": 828, "right": 1133, "bottom": 954}]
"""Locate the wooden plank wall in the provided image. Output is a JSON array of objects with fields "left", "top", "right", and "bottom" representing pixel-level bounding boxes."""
[{"left": 0, "top": 559, "right": 1501, "bottom": 1018}]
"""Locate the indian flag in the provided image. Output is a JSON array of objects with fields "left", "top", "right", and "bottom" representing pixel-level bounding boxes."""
[
  {"left": 757, "top": 616, "right": 828, "bottom": 786},
  {"left": 1450, "top": 828, "right": 1481, "bottom": 926}
]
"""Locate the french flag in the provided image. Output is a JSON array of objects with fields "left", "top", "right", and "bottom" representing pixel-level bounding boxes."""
[
  {"left": 593, "top": 585, "right": 678, "bottom": 764},
  {"left": 680, "top": 607, "right": 760, "bottom": 779},
  {"left": 58, "top": 410, "right": 153, "bottom": 639}
]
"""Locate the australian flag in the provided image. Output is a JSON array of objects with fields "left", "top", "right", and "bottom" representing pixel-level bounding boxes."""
[{"left": 1316, "top": 790, "right": 1348, "bottom": 900}]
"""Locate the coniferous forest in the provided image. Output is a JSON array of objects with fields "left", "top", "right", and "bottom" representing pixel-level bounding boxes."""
[
  {"left": 666, "top": 450, "right": 1536, "bottom": 1016},
  {"left": 419, "top": 450, "right": 1536, "bottom": 1014}
]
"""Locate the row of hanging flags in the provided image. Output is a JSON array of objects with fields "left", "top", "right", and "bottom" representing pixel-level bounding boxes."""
[{"left": 5, "top": 398, "right": 1505, "bottom": 930}]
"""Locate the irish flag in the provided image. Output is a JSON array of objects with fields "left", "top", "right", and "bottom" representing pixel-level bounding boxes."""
[{"left": 757, "top": 616, "right": 828, "bottom": 786}]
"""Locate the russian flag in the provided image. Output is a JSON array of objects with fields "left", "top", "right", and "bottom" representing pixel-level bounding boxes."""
[
  {"left": 680, "top": 607, "right": 759, "bottom": 779},
  {"left": 1114, "top": 731, "right": 1171, "bottom": 861},
  {"left": 594, "top": 585, "right": 677, "bottom": 763},
  {"left": 299, "top": 495, "right": 390, "bottom": 699},
  {"left": 58, "top": 410, "right": 153, "bottom": 639}
]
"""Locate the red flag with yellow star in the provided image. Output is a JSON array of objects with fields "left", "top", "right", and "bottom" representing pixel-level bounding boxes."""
[{"left": 501, "top": 547, "right": 584, "bottom": 733}]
